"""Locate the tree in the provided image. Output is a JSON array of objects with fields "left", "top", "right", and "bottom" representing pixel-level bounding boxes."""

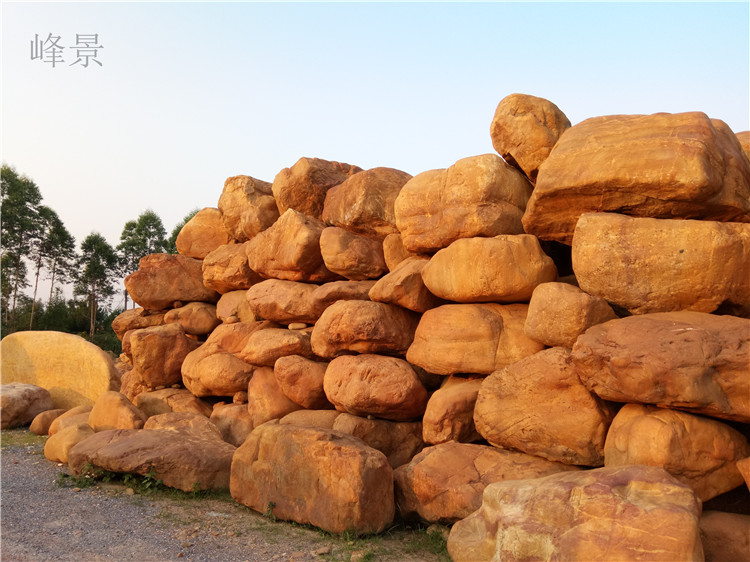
[
  {"left": 75, "top": 233, "right": 119, "bottom": 340},
  {"left": 117, "top": 210, "right": 169, "bottom": 309},
  {"left": 167, "top": 208, "right": 200, "bottom": 254}
]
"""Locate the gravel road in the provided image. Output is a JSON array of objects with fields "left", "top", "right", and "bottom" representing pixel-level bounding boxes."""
[{"left": 1, "top": 429, "right": 448, "bottom": 562}]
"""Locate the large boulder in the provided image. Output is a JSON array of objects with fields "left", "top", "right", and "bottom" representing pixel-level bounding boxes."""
[
  {"left": 572, "top": 311, "right": 750, "bottom": 423},
  {"left": 489, "top": 93, "right": 571, "bottom": 183},
  {"left": 230, "top": 421, "right": 395, "bottom": 534},
  {"left": 124, "top": 254, "right": 220, "bottom": 311},
  {"left": 406, "top": 304, "right": 544, "bottom": 376},
  {"left": 421, "top": 235, "right": 557, "bottom": 303},
  {"left": 447, "top": 465, "right": 704, "bottom": 562},
  {"left": 29, "top": 408, "right": 67, "bottom": 436},
  {"left": 475, "top": 347, "right": 616, "bottom": 466},
  {"left": 111, "top": 308, "right": 165, "bottom": 340},
  {"left": 175, "top": 207, "right": 234, "bottom": 259},
  {"left": 319, "top": 227, "right": 387, "bottom": 281},
  {"left": 238, "top": 328, "right": 314, "bottom": 367},
  {"left": 142, "top": 412, "right": 224, "bottom": 442},
  {"left": 134, "top": 388, "right": 212, "bottom": 418},
  {"left": 523, "top": 112, "right": 750, "bottom": 244},
  {"left": 274, "top": 355, "right": 332, "bottom": 410},
  {"left": 309, "top": 280, "right": 376, "bottom": 315},
  {"left": 246, "top": 279, "right": 320, "bottom": 324},
  {"left": 129, "top": 324, "right": 201, "bottom": 387},
  {"left": 88, "top": 391, "right": 147, "bottom": 432},
  {"left": 246, "top": 367, "right": 303, "bottom": 427},
  {"left": 382, "top": 233, "right": 420, "bottom": 271},
  {"left": 394, "top": 154, "right": 532, "bottom": 253},
  {"left": 1, "top": 331, "right": 120, "bottom": 409},
  {"left": 163, "top": 302, "right": 221, "bottom": 336},
  {"left": 216, "top": 290, "right": 256, "bottom": 324},
  {"left": 210, "top": 403, "right": 254, "bottom": 447},
  {"left": 202, "top": 242, "right": 264, "bottom": 294},
  {"left": 572, "top": 212, "right": 750, "bottom": 315},
  {"left": 332, "top": 413, "right": 424, "bottom": 469},
  {"left": 48, "top": 406, "right": 92, "bottom": 435},
  {"left": 217, "top": 174, "right": 279, "bottom": 242},
  {"left": 44, "top": 423, "right": 95, "bottom": 464},
  {"left": 700, "top": 511, "right": 750, "bottom": 562},
  {"left": 422, "top": 378, "right": 483, "bottom": 445},
  {"left": 368, "top": 257, "right": 445, "bottom": 313},
  {"left": 0, "top": 383, "right": 54, "bottom": 429}
]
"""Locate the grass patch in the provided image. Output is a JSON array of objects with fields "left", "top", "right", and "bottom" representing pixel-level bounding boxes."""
[{"left": 1, "top": 428, "right": 47, "bottom": 449}]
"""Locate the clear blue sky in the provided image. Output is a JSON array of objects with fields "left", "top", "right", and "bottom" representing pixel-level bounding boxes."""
[{"left": 3, "top": 1, "right": 749, "bottom": 260}]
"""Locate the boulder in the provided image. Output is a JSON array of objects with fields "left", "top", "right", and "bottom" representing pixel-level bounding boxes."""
[
  {"left": 274, "top": 355, "right": 332, "bottom": 409},
  {"left": 572, "top": 311, "right": 750, "bottom": 423},
  {"left": 246, "top": 367, "right": 302, "bottom": 427},
  {"left": 48, "top": 407, "right": 92, "bottom": 435},
  {"left": 421, "top": 234, "right": 557, "bottom": 303},
  {"left": 69, "top": 428, "right": 236, "bottom": 491},
  {"left": 332, "top": 413, "right": 424, "bottom": 469},
  {"left": 309, "top": 280, "right": 375, "bottom": 315},
  {"left": 311, "top": 300, "right": 420, "bottom": 359},
  {"left": 143, "top": 412, "right": 224, "bottom": 442},
  {"left": 1, "top": 332, "right": 121, "bottom": 410},
  {"left": 737, "top": 130, "right": 750, "bottom": 159},
  {"left": 447, "top": 465, "right": 703, "bottom": 562},
  {"left": 44, "top": 423, "right": 95, "bottom": 464},
  {"left": 111, "top": 308, "right": 165, "bottom": 340},
  {"left": 129, "top": 324, "right": 201, "bottom": 388},
  {"left": 88, "top": 391, "right": 147, "bottom": 432},
  {"left": 245, "top": 279, "right": 320, "bottom": 324},
  {"left": 700, "top": 511, "right": 750, "bottom": 562},
  {"left": 0, "top": 382, "right": 54, "bottom": 429},
  {"left": 382, "top": 233, "right": 420, "bottom": 271},
  {"left": 271, "top": 157, "right": 362, "bottom": 219},
  {"left": 238, "top": 328, "right": 314, "bottom": 367},
  {"left": 202, "top": 242, "right": 264, "bottom": 294},
  {"left": 406, "top": 304, "right": 544, "bottom": 376},
  {"left": 164, "top": 302, "right": 221, "bottom": 336},
  {"left": 217, "top": 174, "right": 278, "bottom": 242},
  {"left": 604, "top": 404, "right": 750, "bottom": 501},
  {"left": 124, "top": 253, "right": 220, "bottom": 311},
  {"left": 422, "top": 378, "right": 483, "bottom": 445},
  {"left": 246, "top": 209, "right": 339, "bottom": 283},
  {"left": 739, "top": 457, "right": 750, "bottom": 490},
  {"left": 489, "top": 93, "right": 571, "bottom": 183},
  {"left": 572, "top": 212, "right": 750, "bottom": 315},
  {"left": 279, "top": 409, "right": 342, "bottom": 429},
  {"left": 475, "top": 347, "right": 616, "bottom": 466},
  {"left": 134, "top": 388, "right": 212, "bottom": 418},
  {"left": 230, "top": 421, "right": 395, "bottom": 534},
  {"left": 368, "top": 257, "right": 445, "bottom": 313},
  {"left": 210, "top": 403, "right": 254, "bottom": 447},
  {"left": 29, "top": 408, "right": 67, "bottom": 435},
  {"left": 119, "top": 371, "right": 151, "bottom": 403},
  {"left": 323, "top": 354, "right": 429, "bottom": 421},
  {"left": 322, "top": 167, "right": 412, "bottom": 239},
  {"left": 395, "top": 442, "right": 580, "bottom": 524},
  {"left": 319, "top": 227, "right": 387, "bottom": 281},
  {"left": 175, "top": 207, "right": 234, "bottom": 259},
  {"left": 524, "top": 282, "right": 617, "bottom": 348},
  {"left": 216, "top": 290, "right": 256, "bottom": 324},
  {"left": 394, "top": 154, "right": 532, "bottom": 253}
]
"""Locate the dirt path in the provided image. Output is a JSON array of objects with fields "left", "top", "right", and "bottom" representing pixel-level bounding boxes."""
[{"left": 0, "top": 429, "right": 449, "bottom": 562}]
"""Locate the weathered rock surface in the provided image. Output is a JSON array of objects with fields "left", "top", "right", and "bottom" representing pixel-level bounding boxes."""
[
  {"left": 422, "top": 378, "right": 483, "bottom": 444},
  {"left": 238, "top": 328, "right": 313, "bottom": 367},
  {"left": 217, "top": 174, "right": 279, "bottom": 242},
  {"left": 406, "top": 304, "right": 544, "bottom": 375},
  {"left": 164, "top": 302, "right": 221, "bottom": 336},
  {"left": 129, "top": 324, "right": 201, "bottom": 387},
  {"left": 246, "top": 209, "right": 339, "bottom": 283},
  {"left": 0, "top": 382, "right": 54, "bottom": 429},
  {"left": 396, "top": 442, "right": 579, "bottom": 524},
  {"left": 489, "top": 93, "right": 571, "bottom": 183},
  {"left": 175, "top": 207, "right": 234, "bottom": 259},
  {"left": 382, "top": 233, "right": 420, "bottom": 272},
  {"left": 230, "top": 422, "right": 395, "bottom": 534},
  {"left": 1, "top": 331, "right": 120, "bottom": 409},
  {"left": 447, "top": 465, "right": 704, "bottom": 562},
  {"left": 88, "top": 391, "right": 147, "bottom": 432},
  {"left": 322, "top": 167, "right": 412, "bottom": 239},
  {"left": 319, "top": 227, "right": 387, "bottom": 280},
  {"left": 29, "top": 408, "right": 68, "bottom": 435},
  {"left": 311, "top": 300, "right": 420, "bottom": 359},
  {"left": 246, "top": 279, "right": 319, "bottom": 324},
  {"left": 572, "top": 212, "right": 750, "bottom": 314},
  {"left": 309, "top": 280, "right": 375, "bottom": 315},
  {"left": 69, "top": 428, "right": 236, "bottom": 491},
  {"left": 572, "top": 311, "right": 750, "bottom": 422},
  {"left": 111, "top": 308, "right": 165, "bottom": 340},
  {"left": 202, "top": 242, "right": 264, "bottom": 294},
  {"left": 323, "top": 354, "right": 429, "bottom": 421},
  {"left": 331, "top": 413, "right": 423, "bottom": 469},
  {"left": 279, "top": 409, "right": 342, "bottom": 430},
  {"left": 246, "top": 367, "right": 302, "bottom": 427},
  {"left": 738, "top": 457, "right": 750, "bottom": 490},
  {"left": 216, "top": 290, "right": 256, "bottom": 324},
  {"left": 737, "top": 130, "right": 750, "bottom": 159},
  {"left": 395, "top": 154, "right": 533, "bottom": 253},
  {"left": 124, "top": 254, "right": 220, "bottom": 311},
  {"left": 271, "top": 157, "right": 362, "bottom": 219},
  {"left": 210, "top": 403, "right": 254, "bottom": 447},
  {"left": 143, "top": 412, "right": 224, "bottom": 442},
  {"left": 700, "top": 510, "right": 750, "bottom": 562},
  {"left": 44, "top": 423, "right": 95, "bottom": 464},
  {"left": 134, "top": 388, "right": 212, "bottom": 418},
  {"left": 48, "top": 407, "right": 93, "bottom": 436},
  {"left": 369, "top": 257, "right": 444, "bottom": 313},
  {"left": 274, "top": 355, "right": 332, "bottom": 410},
  {"left": 604, "top": 404, "right": 750, "bottom": 501},
  {"left": 475, "top": 347, "right": 616, "bottom": 466}
]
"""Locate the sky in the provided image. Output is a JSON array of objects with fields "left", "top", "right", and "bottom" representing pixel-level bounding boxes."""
[{"left": 2, "top": 1, "right": 749, "bottom": 302}]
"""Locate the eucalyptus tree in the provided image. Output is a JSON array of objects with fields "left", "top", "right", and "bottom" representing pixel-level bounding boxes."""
[{"left": 75, "top": 232, "right": 119, "bottom": 339}]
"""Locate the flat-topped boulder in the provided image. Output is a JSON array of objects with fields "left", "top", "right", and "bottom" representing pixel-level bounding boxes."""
[
  {"left": 246, "top": 279, "right": 320, "bottom": 324},
  {"left": 217, "top": 174, "right": 279, "bottom": 242}
]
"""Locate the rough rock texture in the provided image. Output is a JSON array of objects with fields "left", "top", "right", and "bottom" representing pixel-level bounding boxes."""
[
  {"left": 246, "top": 209, "right": 339, "bottom": 283},
  {"left": 322, "top": 167, "right": 412, "bottom": 239},
  {"left": 421, "top": 235, "right": 557, "bottom": 303},
  {"left": 202, "top": 242, "right": 264, "bottom": 294},
  {"left": 238, "top": 328, "right": 314, "bottom": 367},
  {"left": 279, "top": 409, "right": 342, "bottom": 430},
  {"left": 332, "top": 413, "right": 423, "bottom": 469},
  {"left": 572, "top": 311, "right": 750, "bottom": 422},
  {"left": 406, "top": 304, "right": 544, "bottom": 376},
  {"left": 475, "top": 347, "right": 616, "bottom": 466},
  {"left": 216, "top": 290, "right": 256, "bottom": 324},
  {"left": 88, "top": 391, "right": 147, "bottom": 432},
  {"left": 274, "top": 355, "right": 332, "bottom": 410},
  {"left": 0, "top": 383, "right": 54, "bottom": 429},
  {"left": 382, "top": 233, "right": 420, "bottom": 271},
  {"left": 422, "top": 378, "right": 483, "bottom": 444},
  {"left": 523, "top": 111, "right": 750, "bottom": 244},
  {"left": 368, "top": 257, "right": 444, "bottom": 313},
  {"left": 48, "top": 406, "right": 92, "bottom": 436},
  {"left": 134, "top": 388, "right": 212, "bottom": 418},
  {"left": 175, "top": 207, "right": 234, "bottom": 259},
  {"left": 217, "top": 174, "right": 279, "bottom": 242},
  {"left": 309, "top": 280, "right": 376, "bottom": 315},
  {"left": 737, "top": 130, "right": 750, "bottom": 159},
  {"left": 29, "top": 408, "right": 68, "bottom": 436},
  {"left": 572, "top": 212, "right": 750, "bottom": 314},
  {"left": 700, "top": 511, "right": 750, "bottom": 562},
  {"left": 44, "top": 423, "right": 95, "bottom": 464},
  {"left": 271, "top": 157, "right": 362, "bottom": 219},
  {"left": 163, "top": 302, "right": 221, "bottom": 336},
  {"left": 394, "top": 154, "right": 533, "bottom": 253},
  {"left": 142, "top": 412, "right": 224, "bottom": 442},
  {"left": 69, "top": 428, "right": 236, "bottom": 491},
  {"left": 1, "top": 331, "right": 120, "bottom": 409},
  {"left": 111, "top": 308, "right": 165, "bottom": 340},
  {"left": 311, "top": 300, "right": 420, "bottom": 359},
  {"left": 395, "top": 442, "right": 580, "bottom": 524},
  {"left": 246, "top": 367, "right": 302, "bottom": 427},
  {"left": 524, "top": 282, "right": 617, "bottom": 348},
  {"left": 447, "top": 465, "right": 704, "bottom": 562},
  {"left": 246, "top": 279, "right": 320, "bottom": 324},
  {"left": 319, "top": 227, "right": 387, "bottom": 281},
  {"left": 604, "top": 404, "right": 750, "bottom": 501},
  {"left": 124, "top": 254, "right": 220, "bottom": 311},
  {"left": 489, "top": 93, "right": 571, "bottom": 183},
  {"left": 323, "top": 354, "right": 429, "bottom": 422},
  {"left": 210, "top": 403, "right": 255, "bottom": 447},
  {"left": 129, "top": 324, "right": 201, "bottom": 387},
  {"left": 739, "top": 457, "right": 750, "bottom": 490},
  {"left": 230, "top": 422, "right": 395, "bottom": 534}
]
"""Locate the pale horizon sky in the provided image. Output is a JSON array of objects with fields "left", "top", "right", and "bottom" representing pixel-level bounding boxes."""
[{"left": 3, "top": 1, "right": 749, "bottom": 303}]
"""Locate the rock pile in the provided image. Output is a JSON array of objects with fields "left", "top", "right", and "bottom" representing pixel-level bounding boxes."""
[{"left": 2, "top": 93, "right": 750, "bottom": 560}]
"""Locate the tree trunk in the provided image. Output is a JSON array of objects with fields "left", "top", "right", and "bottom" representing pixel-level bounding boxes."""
[
  {"left": 29, "top": 253, "right": 43, "bottom": 329},
  {"left": 89, "top": 288, "right": 97, "bottom": 340},
  {"left": 48, "top": 260, "right": 57, "bottom": 302},
  {"left": 10, "top": 238, "right": 23, "bottom": 323}
]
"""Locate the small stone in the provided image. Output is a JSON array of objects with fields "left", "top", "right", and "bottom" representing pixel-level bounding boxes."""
[
  {"left": 72, "top": 487, "right": 81, "bottom": 493},
  {"left": 125, "top": 488, "right": 135, "bottom": 495},
  {"left": 177, "top": 553, "right": 184, "bottom": 558},
  {"left": 288, "top": 323, "right": 307, "bottom": 330},
  {"left": 313, "top": 546, "right": 332, "bottom": 556}
]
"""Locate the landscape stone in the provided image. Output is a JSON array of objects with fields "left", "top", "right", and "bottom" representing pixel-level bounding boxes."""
[
  {"left": 274, "top": 355, "right": 332, "bottom": 409},
  {"left": 246, "top": 367, "right": 302, "bottom": 427},
  {"left": 238, "top": 328, "right": 314, "bottom": 367},
  {"left": 246, "top": 279, "right": 320, "bottom": 324},
  {"left": 0, "top": 382, "right": 54, "bottom": 429},
  {"left": 129, "top": 324, "right": 201, "bottom": 387},
  {"left": 309, "top": 280, "right": 375, "bottom": 316},
  {"left": 368, "top": 257, "right": 444, "bottom": 313},
  {"left": 44, "top": 423, "right": 95, "bottom": 464},
  {"left": 202, "top": 242, "right": 264, "bottom": 294},
  {"left": 210, "top": 403, "right": 254, "bottom": 447},
  {"left": 111, "top": 308, "right": 165, "bottom": 340},
  {"left": 143, "top": 412, "right": 224, "bottom": 442},
  {"left": 382, "top": 233, "right": 420, "bottom": 271},
  {"left": 332, "top": 413, "right": 424, "bottom": 469},
  {"left": 134, "top": 388, "right": 212, "bottom": 418},
  {"left": 700, "top": 511, "right": 750, "bottom": 562},
  {"left": 319, "top": 227, "right": 387, "bottom": 281},
  {"left": 164, "top": 302, "right": 221, "bottom": 336},
  {"left": 48, "top": 408, "right": 92, "bottom": 436},
  {"left": 88, "top": 391, "right": 147, "bottom": 432},
  {"left": 422, "top": 378, "right": 483, "bottom": 445},
  {"left": 279, "top": 410, "right": 341, "bottom": 429},
  {"left": 175, "top": 207, "right": 234, "bottom": 259},
  {"left": 29, "top": 408, "right": 68, "bottom": 435},
  {"left": 216, "top": 290, "right": 256, "bottom": 323},
  {"left": 217, "top": 174, "right": 279, "bottom": 242}
]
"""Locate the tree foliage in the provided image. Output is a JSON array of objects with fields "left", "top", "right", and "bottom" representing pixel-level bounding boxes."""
[
  {"left": 75, "top": 232, "right": 120, "bottom": 339},
  {"left": 117, "top": 210, "right": 169, "bottom": 276}
]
